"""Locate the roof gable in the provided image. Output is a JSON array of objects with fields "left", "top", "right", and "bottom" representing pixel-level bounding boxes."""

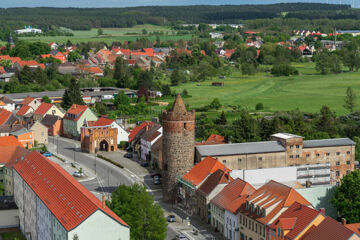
[
  {"left": 64, "top": 104, "right": 88, "bottom": 121},
  {"left": 197, "top": 169, "right": 233, "bottom": 197},
  {"left": 0, "top": 109, "right": 12, "bottom": 125},
  {"left": 16, "top": 105, "right": 31, "bottom": 116},
  {"left": 34, "top": 102, "right": 53, "bottom": 116}
]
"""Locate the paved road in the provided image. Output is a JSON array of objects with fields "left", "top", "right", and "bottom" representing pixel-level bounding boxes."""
[{"left": 49, "top": 136, "right": 181, "bottom": 240}]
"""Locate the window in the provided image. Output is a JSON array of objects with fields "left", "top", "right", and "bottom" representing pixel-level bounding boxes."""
[
  {"left": 347, "top": 151, "right": 351, "bottom": 155},
  {"left": 258, "top": 157, "right": 262, "bottom": 161},
  {"left": 336, "top": 152, "right": 340, "bottom": 156},
  {"left": 336, "top": 171, "right": 340, "bottom": 177},
  {"left": 326, "top": 152, "right": 330, "bottom": 156},
  {"left": 41, "top": 132, "right": 44, "bottom": 136},
  {"left": 306, "top": 154, "right": 310, "bottom": 158},
  {"left": 184, "top": 123, "right": 187, "bottom": 129},
  {"left": 290, "top": 155, "right": 294, "bottom": 159},
  {"left": 296, "top": 145, "right": 300, "bottom": 148},
  {"left": 223, "top": 160, "right": 227, "bottom": 164},
  {"left": 347, "top": 161, "right": 351, "bottom": 165},
  {"left": 290, "top": 145, "right": 293, "bottom": 149},
  {"left": 238, "top": 158, "right": 242, "bottom": 163},
  {"left": 316, "top": 153, "right": 320, "bottom": 157},
  {"left": 296, "top": 155, "right": 299, "bottom": 158},
  {"left": 336, "top": 161, "right": 340, "bottom": 166}
]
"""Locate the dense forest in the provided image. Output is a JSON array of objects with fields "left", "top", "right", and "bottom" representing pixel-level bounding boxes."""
[{"left": 0, "top": 3, "right": 350, "bottom": 32}]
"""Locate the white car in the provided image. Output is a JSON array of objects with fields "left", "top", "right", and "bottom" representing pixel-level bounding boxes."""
[{"left": 73, "top": 171, "right": 84, "bottom": 177}]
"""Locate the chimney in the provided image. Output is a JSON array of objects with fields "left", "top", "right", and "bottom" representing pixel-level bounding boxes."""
[
  {"left": 342, "top": 218, "right": 346, "bottom": 225},
  {"left": 320, "top": 208, "right": 325, "bottom": 215},
  {"left": 102, "top": 195, "right": 106, "bottom": 209}
]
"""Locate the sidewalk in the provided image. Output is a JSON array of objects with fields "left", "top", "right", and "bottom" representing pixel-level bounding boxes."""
[{"left": 47, "top": 142, "right": 97, "bottom": 182}]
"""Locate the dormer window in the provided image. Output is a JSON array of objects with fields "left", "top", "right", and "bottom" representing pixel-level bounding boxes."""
[{"left": 262, "top": 208, "right": 266, "bottom": 217}]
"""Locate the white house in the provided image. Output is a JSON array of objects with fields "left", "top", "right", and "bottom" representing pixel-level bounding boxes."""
[
  {"left": 140, "top": 126, "right": 162, "bottom": 161},
  {"left": 13, "top": 151, "right": 130, "bottom": 240},
  {"left": 0, "top": 96, "right": 15, "bottom": 112},
  {"left": 86, "top": 117, "right": 129, "bottom": 144},
  {"left": 15, "top": 26, "right": 42, "bottom": 34}
]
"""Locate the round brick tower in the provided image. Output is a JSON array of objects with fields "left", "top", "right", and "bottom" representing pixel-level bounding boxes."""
[{"left": 162, "top": 94, "right": 195, "bottom": 202}]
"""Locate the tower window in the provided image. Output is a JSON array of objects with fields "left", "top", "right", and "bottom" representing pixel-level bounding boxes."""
[{"left": 184, "top": 123, "right": 187, "bottom": 130}]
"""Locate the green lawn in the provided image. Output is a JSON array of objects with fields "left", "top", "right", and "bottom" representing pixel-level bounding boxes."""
[
  {"left": 173, "top": 62, "right": 360, "bottom": 116},
  {"left": 18, "top": 25, "right": 193, "bottom": 44},
  {"left": 1, "top": 230, "right": 26, "bottom": 240}
]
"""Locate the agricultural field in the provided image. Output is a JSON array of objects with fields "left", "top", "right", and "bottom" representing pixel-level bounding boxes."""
[
  {"left": 18, "top": 24, "right": 193, "bottom": 44},
  {"left": 172, "top": 62, "right": 360, "bottom": 116}
]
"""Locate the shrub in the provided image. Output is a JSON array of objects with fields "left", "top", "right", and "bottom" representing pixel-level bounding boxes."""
[
  {"left": 97, "top": 154, "right": 124, "bottom": 168},
  {"left": 256, "top": 103, "right": 264, "bottom": 110}
]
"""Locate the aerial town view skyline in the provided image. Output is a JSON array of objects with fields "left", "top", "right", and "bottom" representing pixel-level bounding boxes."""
[{"left": 0, "top": 1, "right": 359, "bottom": 240}]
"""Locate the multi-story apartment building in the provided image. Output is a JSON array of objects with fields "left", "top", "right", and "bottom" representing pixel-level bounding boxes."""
[
  {"left": 13, "top": 151, "right": 130, "bottom": 240},
  {"left": 196, "top": 133, "right": 355, "bottom": 184}
]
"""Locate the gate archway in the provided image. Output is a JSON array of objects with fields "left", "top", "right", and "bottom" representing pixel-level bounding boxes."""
[{"left": 99, "top": 140, "right": 109, "bottom": 151}]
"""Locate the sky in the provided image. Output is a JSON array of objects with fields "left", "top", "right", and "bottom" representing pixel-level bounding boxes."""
[{"left": 0, "top": 0, "right": 355, "bottom": 8}]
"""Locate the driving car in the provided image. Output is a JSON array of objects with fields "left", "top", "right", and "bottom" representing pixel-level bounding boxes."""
[
  {"left": 124, "top": 153, "right": 133, "bottom": 158},
  {"left": 175, "top": 233, "right": 187, "bottom": 240},
  {"left": 167, "top": 215, "right": 176, "bottom": 222},
  {"left": 153, "top": 175, "right": 161, "bottom": 185}
]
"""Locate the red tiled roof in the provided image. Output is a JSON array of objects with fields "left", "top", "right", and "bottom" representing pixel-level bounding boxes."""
[
  {"left": 0, "top": 136, "right": 23, "bottom": 147},
  {"left": 224, "top": 49, "right": 235, "bottom": 58},
  {"left": 197, "top": 169, "right": 233, "bottom": 197},
  {"left": 345, "top": 223, "right": 360, "bottom": 236},
  {"left": 16, "top": 105, "right": 31, "bottom": 116},
  {"left": 82, "top": 66, "right": 103, "bottom": 74},
  {"left": 119, "top": 49, "right": 131, "bottom": 55},
  {"left": 211, "top": 178, "right": 255, "bottom": 210},
  {"left": 0, "top": 66, "right": 5, "bottom": 74},
  {"left": 16, "top": 60, "right": 45, "bottom": 69},
  {"left": 0, "top": 109, "right": 12, "bottom": 125},
  {"left": 270, "top": 202, "right": 322, "bottom": 239},
  {"left": 91, "top": 117, "right": 114, "bottom": 127},
  {"left": 0, "top": 55, "right": 21, "bottom": 63},
  {"left": 128, "top": 59, "right": 136, "bottom": 65},
  {"left": 64, "top": 104, "right": 88, "bottom": 121},
  {"left": 3, "top": 146, "right": 30, "bottom": 168},
  {"left": 183, "top": 156, "right": 230, "bottom": 187},
  {"left": 303, "top": 216, "right": 357, "bottom": 240},
  {"left": 34, "top": 102, "right": 53, "bottom": 116},
  {"left": 14, "top": 151, "right": 128, "bottom": 231},
  {"left": 197, "top": 134, "right": 226, "bottom": 145},
  {"left": 128, "top": 121, "right": 155, "bottom": 143},
  {"left": 40, "top": 54, "right": 52, "bottom": 59},
  {"left": 243, "top": 180, "right": 311, "bottom": 225},
  {"left": 21, "top": 96, "right": 35, "bottom": 105}
]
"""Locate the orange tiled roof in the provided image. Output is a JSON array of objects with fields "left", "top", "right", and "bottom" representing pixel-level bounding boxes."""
[
  {"left": 91, "top": 117, "right": 114, "bottom": 126},
  {"left": 40, "top": 54, "right": 52, "bottom": 59},
  {"left": 3, "top": 146, "right": 30, "bottom": 168},
  {"left": 0, "top": 55, "right": 21, "bottom": 63},
  {"left": 64, "top": 104, "right": 88, "bottom": 121},
  {"left": 0, "top": 66, "right": 5, "bottom": 74},
  {"left": 270, "top": 202, "right": 322, "bottom": 239},
  {"left": 128, "top": 121, "right": 155, "bottom": 143},
  {"left": 14, "top": 151, "right": 128, "bottom": 231},
  {"left": 34, "top": 102, "right": 53, "bottom": 116},
  {"left": 16, "top": 105, "right": 31, "bottom": 116},
  {"left": 16, "top": 60, "right": 45, "bottom": 69},
  {"left": 0, "top": 136, "right": 23, "bottom": 147},
  {"left": 197, "top": 134, "right": 226, "bottom": 145},
  {"left": 243, "top": 180, "right": 311, "bottom": 225},
  {"left": 197, "top": 169, "right": 233, "bottom": 197},
  {"left": 211, "top": 178, "right": 255, "bottom": 210},
  {"left": 21, "top": 96, "right": 35, "bottom": 105},
  {"left": 183, "top": 156, "right": 230, "bottom": 187},
  {"left": 345, "top": 223, "right": 360, "bottom": 236},
  {"left": 303, "top": 216, "right": 357, "bottom": 240},
  {"left": 0, "top": 109, "right": 12, "bottom": 125}
]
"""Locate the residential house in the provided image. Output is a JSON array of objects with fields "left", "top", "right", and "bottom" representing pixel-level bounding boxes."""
[
  {"left": 49, "top": 42, "right": 58, "bottom": 50},
  {"left": 302, "top": 216, "right": 360, "bottom": 240},
  {"left": 63, "top": 104, "right": 98, "bottom": 138},
  {"left": 20, "top": 96, "right": 41, "bottom": 111},
  {"left": 87, "top": 117, "right": 129, "bottom": 144},
  {"left": 16, "top": 105, "right": 33, "bottom": 120},
  {"left": 298, "top": 45, "right": 312, "bottom": 57},
  {"left": 0, "top": 72, "right": 15, "bottom": 83},
  {"left": 50, "top": 50, "right": 67, "bottom": 63},
  {"left": 345, "top": 223, "right": 360, "bottom": 237},
  {"left": 151, "top": 136, "right": 163, "bottom": 169},
  {"left": 210, "top": 178, "right": 255, "bottom": 236},
  {"left": 128, "top": 121, "right": 155, "bottom": 153},
  {"left": 41, "top": 114, "right": 63, "bottom": 136},
  {"left": 238, "top": 180, "right": 311, "bottom": 240},
  {"left": 178, "top": 156, "right": 230, "bottom": 215},
  {"left": 0, "top": 124, "right": 23, "bottom": 137},
  {"left": 268, "top": 202, "right": 325, "bottom": 240},
  {"left": 13, "top": 151, "right": 130, "bottom": 240},
  {"left": 33, "top": 102, "right": 64, "bottom": 121},
  {"left": 0, "top": 96, "right": 15, "bottom": 111},
  {"left": 13, "top": 61, "right": 45, "bottom": 71},
  {"left": 29, "top": 121, "right": 48, "bottom": 145},
  {"left": 196, "top": 169, "right": 233, "bottom": 223},
  {"left": 140, "top": 125, "right": 162, "bottom": 161},
  {"left": 196, "top": 133, "right": 355, "bottom": 184},
  {"left": 10, "top": 128, "right": 34, "bottom": 149},
  {"left": 196, "top": 134, "right": 226, "bottom": 145}
]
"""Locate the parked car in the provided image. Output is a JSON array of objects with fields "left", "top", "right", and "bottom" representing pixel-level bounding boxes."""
[
  {"left": 153, "top": 175, "right": 161, "bottom": 185},
  {"left": 151, "top": 173, "right": 162, "bottom": 178},
  {"left": 175, "top": 233, "right": 187, "bottom": 240},
  {"left": 124, "top": 153, "right": 133, "bottom": 158},
  {"left": 73, "top": 171, "right": 84, "bottom": 177},
  {"left": 42, "top": 152, "right": 52, "bottom": 157},
  {"left": 167, "top": 215, "right": 176, "bottom": 222},
  {"left": 141, "top": 162, "right": 149, "bottom": 167}
]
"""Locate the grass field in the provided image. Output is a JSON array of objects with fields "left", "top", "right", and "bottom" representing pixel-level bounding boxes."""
[
  {"left": 18, "top": 24, "right": 193, "bottom": 44},
  {"left": 172, "top": 62, "right": 360, "bottom": 116}
]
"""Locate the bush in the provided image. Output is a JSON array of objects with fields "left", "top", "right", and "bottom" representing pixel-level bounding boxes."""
[
  {"left": 97, "top": 154, "right": 124, "bottom": 168},
  {"left": 256, "top": 102, "right": 264, "bottom": 110},
  {"left": 118, "top": 141, "right": 129, "bottom": 150},
  {"left": 271, "top": 64, "right": 299, "bottom": 76}
]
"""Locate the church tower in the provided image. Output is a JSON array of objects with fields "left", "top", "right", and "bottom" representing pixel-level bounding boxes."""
[{"left": 162, "top": 94, "right": 195, "bottom": 202}]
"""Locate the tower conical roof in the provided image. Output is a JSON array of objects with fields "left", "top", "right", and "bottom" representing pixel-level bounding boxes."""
[{"left": 171, "top": 93, "right": 187, "bottom": 113}]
